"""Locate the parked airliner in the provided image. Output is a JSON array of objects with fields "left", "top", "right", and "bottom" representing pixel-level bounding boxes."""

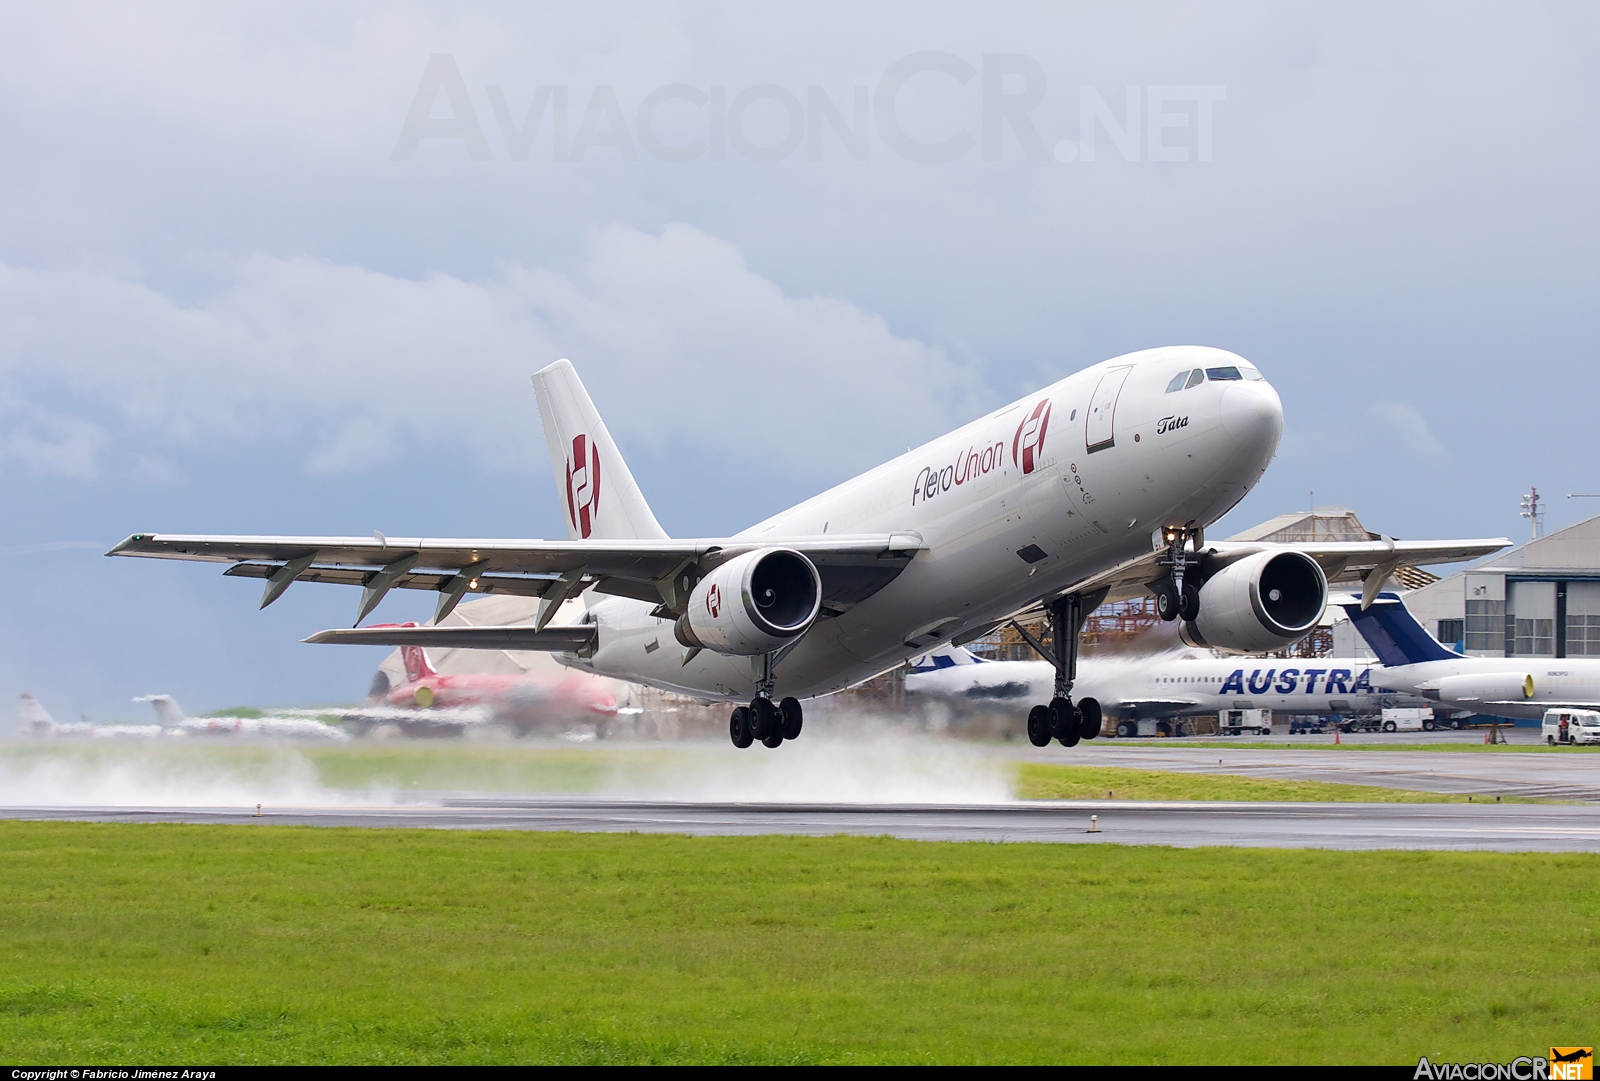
[
  {"left": 1339, "top": 593, "right": 1600, "bottom": 719},
  {"left": 109, "top": 348, "right": 1505, "bottom": 750},
  {"left": 906, "top": 645, "right": 1427, "bottom": 735}
]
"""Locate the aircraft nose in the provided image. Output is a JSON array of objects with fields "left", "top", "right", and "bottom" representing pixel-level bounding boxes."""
[{"left": 1220, "top": 378, "right": 1283, "bottom": 451}]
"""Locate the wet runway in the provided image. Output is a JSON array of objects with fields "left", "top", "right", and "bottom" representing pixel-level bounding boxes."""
[
  {"left": 1055, "top": 743, "right": 1600, "bottom": 801},
  {"left": 5, "top": 798, "right": 1599, "bottom": 852}
]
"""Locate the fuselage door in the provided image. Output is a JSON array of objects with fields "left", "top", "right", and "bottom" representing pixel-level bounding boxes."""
[{"left": 1085, "top": 366, "right": 1133, "bottom": 453}]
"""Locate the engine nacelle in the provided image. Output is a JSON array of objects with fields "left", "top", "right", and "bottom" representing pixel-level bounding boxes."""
[
  {"left": 1178, "top": 549, "right": 1327, "bottom": 655},
  {"left": 674, "top": 548, "right": 822, "bottom": 656},
  {"left": 1428, "top": 673, "right": 1534, "bottom": 704}
]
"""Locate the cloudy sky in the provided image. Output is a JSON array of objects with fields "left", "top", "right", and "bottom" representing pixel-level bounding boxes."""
[{"left": 2, "top": 1, "right": 1597, "bottom": 719}]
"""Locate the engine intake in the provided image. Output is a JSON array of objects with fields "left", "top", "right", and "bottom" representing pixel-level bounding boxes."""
[
  {"left": 1178, "top": 549, "right": 1327, "bottom": 655},
  {"left": 675, "top": 548, "right": 822, "bottom": 656}
]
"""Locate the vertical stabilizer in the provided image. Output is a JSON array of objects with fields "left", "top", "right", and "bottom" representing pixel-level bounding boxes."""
[
  {"left": 532, "top": 359, "right": 668, "bottom": 541},
  {"left": 135, "top": 695, "right": 187, "bottom": 726},
  {"left": 17, "top": 693, "right": 55, "bottom": 736},
  {"left": 1334, "top": 593, "right": 1462, "bottom": 666},
  {"left": 401, "top": 644, "right": 437, "bottom": 683}
]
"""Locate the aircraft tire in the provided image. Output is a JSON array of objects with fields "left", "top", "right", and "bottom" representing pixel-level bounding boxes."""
[
  {"left": 1027, "top": 705, "right": 1052, "bottom": 747},
  {"left": 1178, "top": 583, "right": 1201, "bottom": 622},
  {"left": 1155, "top": 584, "right": 1180, "bottom": 622},
  {"left": 779, "top": 697, "right": 804, "bottom": 740},
  {"left": 750, "top": 697, "right": 779, "bottom": 741},
  {"left": 1078, "top": 697, "right": 1102, "bottom": 739},
  {"left": 762, "top": 732, "right": 784, "bottom": 748},
  {"left": 1048, "top": 696, "right": 1073, "bottom": 740},
  {"left": 730, "top": 707, "right": 754, "bottom": 748}
]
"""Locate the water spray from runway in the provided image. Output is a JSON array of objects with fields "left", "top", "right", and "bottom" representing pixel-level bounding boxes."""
[
  {"left": 0, "top": 742, "right": 377, "bottom": 808},
  {"left": 599, "top": 725, "right": 1015, "bottom": 804}
]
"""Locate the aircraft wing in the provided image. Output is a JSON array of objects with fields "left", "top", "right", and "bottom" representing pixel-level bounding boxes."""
[
  {"left": 1058, "top": 536, "right": 1510, "bottom": 608},
  {"left": 305, "top": 625, "right": 598, "bottom": 651},
  {"left": 108, "top": 531, "right": 925, "bottom": 621}
]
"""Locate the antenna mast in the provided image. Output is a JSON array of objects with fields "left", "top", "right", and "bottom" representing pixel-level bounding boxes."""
[{"left": 1520, "top": 487, "right": 1545, "bottom": 541}]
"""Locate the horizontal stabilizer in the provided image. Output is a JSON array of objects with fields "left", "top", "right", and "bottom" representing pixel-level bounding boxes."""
[{"left": 305, "top": 625, "right": 598, "bottom": 652}]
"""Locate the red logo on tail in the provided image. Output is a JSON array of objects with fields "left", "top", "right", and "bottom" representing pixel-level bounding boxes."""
[
  {"left": 1012, "top": 399, "right": 1052, "bottom": 475},
  {"left": 565, "top": 434, "right": 602, "bottom": 539}
]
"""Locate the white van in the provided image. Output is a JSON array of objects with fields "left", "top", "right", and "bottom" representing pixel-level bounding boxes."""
[
  {"left": 1541, "top": 709, "right": 1600, "bottom": 745},
  {"left": 1220, "top": 708, "right": 1271, "bottom": 736},
  {"left": 1380, "top": 707, "right": 1431, "bottom": 733}
]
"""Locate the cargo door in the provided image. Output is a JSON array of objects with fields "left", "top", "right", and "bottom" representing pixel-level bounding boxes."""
[{"left": 1085, "top": 366, "right": 1132, "bottom": 453}]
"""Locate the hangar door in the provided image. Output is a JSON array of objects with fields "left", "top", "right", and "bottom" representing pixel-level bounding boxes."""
[{"left": 1086, "top": 366, "right": 1132, "bottom": 453}]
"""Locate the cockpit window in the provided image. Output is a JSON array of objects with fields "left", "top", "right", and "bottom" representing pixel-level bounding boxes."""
[
  {"left": 1205, "top": 366, "right": 1243, "bottom": 381},
  {"left": 1165, "top": 371, "right": 1190, "bottom": 393},
  {"left": 1240, "top": 365, "right": 1265, "bottom": 381},
  {"left": 1184, "top": 368, "right": 1205, "bottom": 389}
]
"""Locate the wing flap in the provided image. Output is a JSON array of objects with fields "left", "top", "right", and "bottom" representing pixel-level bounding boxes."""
[{"left": 222, "top": 563, "right": 553, "bottom": 598}]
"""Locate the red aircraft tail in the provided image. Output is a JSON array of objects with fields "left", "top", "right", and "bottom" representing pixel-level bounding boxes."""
[{"left": 367, "top": 622, "right": 437, "bottom": 683}]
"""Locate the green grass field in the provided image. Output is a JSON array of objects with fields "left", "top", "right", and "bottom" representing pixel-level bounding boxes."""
[
  {"left": 1, "top": 821, "right": 1595, "bottom": 1064},
  {"left": 1015, "top": 763, "right": 1540, "bottom": 802}
]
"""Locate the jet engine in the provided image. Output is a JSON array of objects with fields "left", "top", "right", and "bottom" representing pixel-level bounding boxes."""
[
  {"left": 1178, "top": 549, "right": 1327, "bottom": 655},
  {"left": 1426, "top": 673, "right": 1534, "bottom": 704},
  {"left": 674, "top": 548, "right": 822, "bottom": 656}
]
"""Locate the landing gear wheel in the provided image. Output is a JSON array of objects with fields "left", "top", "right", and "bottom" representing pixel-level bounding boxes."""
[
  {"left": 779, "top": 697, "right": 804, "bottom": 740},
  {"left": 1048, "top": 697, "right": 1080, "bottom": 747},
  {"left": 730, "top": 706, "right": 754, "bottom": 748},
  {"left": 1078, "top": 697, "right": 1102, "bottom": 739},
  {"left": 1155, "top": 584, "right": 1180, "bottom": 622},
  {"left": 1027, "top": 705, "right": 1052, "bottom": 747},
  {"left": 1115, "top": 719, "right": 1137, "bottom": 738},
  {"left": 750, "top": 697, "right": 780, "bottom": 742},
  {"left": 1178, "top": 583, "right": 1201, "bottom": 622},
  {"left": 762, "top": 732, "right": 784, "bottom": 748},
  {"left": 1059, "top": 722, "right": 1081, "bottom": 748}
]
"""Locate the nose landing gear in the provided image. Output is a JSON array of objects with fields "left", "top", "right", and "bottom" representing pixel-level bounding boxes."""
[
  {"left": 1015, "top": 590, "right": 1108, "bottom": 749},
  {"left": 1154, "top": 524, "right": 1204, "bottom": 622}
]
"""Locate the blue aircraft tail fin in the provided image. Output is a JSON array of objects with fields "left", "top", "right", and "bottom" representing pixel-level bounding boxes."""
[
  {"left": 1334, "top": 593, "right": 1462, "bottom": 666},
  {"left": 908, "top": 645, "right": 987, "bottom": 673}
]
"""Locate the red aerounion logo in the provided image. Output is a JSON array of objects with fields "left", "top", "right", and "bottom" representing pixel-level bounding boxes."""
[
  {"left": 706, "top": 583, "right": 722, "bottom": 619},
  {"left": 565, "top": 434, "right": 601, "bottom": 539},
  {"left": 1012, "top": 398, "right": 1052, "bottom": 475}
]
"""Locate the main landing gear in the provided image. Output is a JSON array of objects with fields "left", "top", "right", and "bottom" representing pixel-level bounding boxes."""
[
  {"left": 1015, "top": 592, "right": 1106, "bottom": 748},
  {"left": 729, "top": 696, "right": 803, "bottom": 749},
  {"left": 729, "top": 651, "right": 803, "bottom": 749}
]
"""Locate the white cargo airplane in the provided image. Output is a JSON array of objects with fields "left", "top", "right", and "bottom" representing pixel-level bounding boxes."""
[
  {"left": 108, "top": 348, "right": 1506, "bottom": 750},
  {"left": 1337, "top": 593, "right": 1600, "bottom": 720},
  {"left": 905, "top": 645, "right": 1432, "bottom": 736}
]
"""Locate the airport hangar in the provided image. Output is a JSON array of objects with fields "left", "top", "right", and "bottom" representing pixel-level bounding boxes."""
[{"left": 1368, "top": 512, "right": 1600, "bottom": 661}]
